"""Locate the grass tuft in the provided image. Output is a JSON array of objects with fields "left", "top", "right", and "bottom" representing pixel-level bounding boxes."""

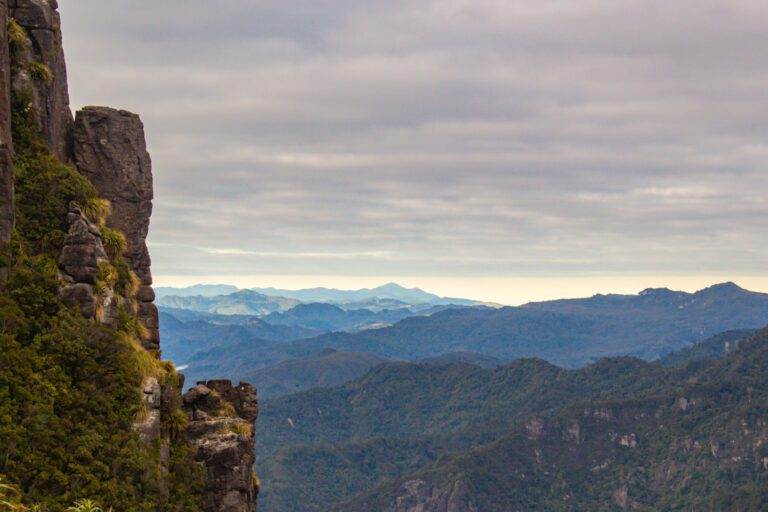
[{"left": 27, "top": 62, "right": 53, "bottom": 85}]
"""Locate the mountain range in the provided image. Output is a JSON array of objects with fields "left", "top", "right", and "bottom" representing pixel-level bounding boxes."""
[
  {"left": 156, "top": 282, "right": 494, "bottom": 314},
  {"left": 257, "top": 327, "right": 766, "bottom": 511},
  {"left": 251, "top": 283, "right": 484, "bottom": 308},
  {"left": 162, "top": 282, "right": 768, "bottom": 393},
  {"left": 158, "top": 289, "right": 301, "bottom": 316}
]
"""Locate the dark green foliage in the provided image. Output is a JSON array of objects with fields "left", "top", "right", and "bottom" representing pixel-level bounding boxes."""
[
  {"left": 0, "top": 87, "right": 203, "bottom": 510},
  {"left": 11, "top": 90, "right": 99, "bottom": 257},
  {"left": 331, "top": 328, "right": 768, "bottom": 512},
  {"left": 241, "top": 349, "right": 388, "bottom": 398},
  {"left": 659, "top": 328, "right": 757, "bottom": 367},
  {"left": 258, "top": 329, "right": 768, "bottom": 511},
  {"left": 257, "top": 357, "right": 667, "bottom": 510},
  {"left": 26, "top": 61, "right": 53, "bottom": 85}
]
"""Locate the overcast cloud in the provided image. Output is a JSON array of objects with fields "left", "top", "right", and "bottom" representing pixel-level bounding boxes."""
[{"left": 58, "top": 1, "right": 768, "bottom": 295}]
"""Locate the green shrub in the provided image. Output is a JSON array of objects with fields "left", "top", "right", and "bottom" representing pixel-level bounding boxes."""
[
  {"left": 112, "top": 258, "right": 139, "bottom": 299},
  {"left": 26, "top": 62, "right": 52, "bottom": 85},
  {"left": 11, "top": 88, "right": 99, "bottom": 256},
  {"left": 65, "top": 499, "right": 103, "bottom": 512},
  {"left": 0, "top": 84, "right": 205, "bottom": 512},
  {"left": 7, "top": 19, "right": 29, "bottom": 57},
  {"left": 99, "top": 228, "right": 126, "bottom": 262},
  {"left": 80, "top": 199, "right": 110, "bottom": 228}
]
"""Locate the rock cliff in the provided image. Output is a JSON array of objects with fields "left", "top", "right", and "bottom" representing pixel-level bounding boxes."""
[
  {"left": 184, "top": 380, "right": 259, "bottom": 512},
  {"left": 8, "top": 0, "right": 72, "bottom": 161},
  {"left": 73, "top": 106, "right": 159, "bottom": 351},
  {"left": 0, "top": 2, "right": 259, "bottom": 509}
]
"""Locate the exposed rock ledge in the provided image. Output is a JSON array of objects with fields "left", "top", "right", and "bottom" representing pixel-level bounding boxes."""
[{"left": 183, "top": 380, "right": 259, "bottom": 512}]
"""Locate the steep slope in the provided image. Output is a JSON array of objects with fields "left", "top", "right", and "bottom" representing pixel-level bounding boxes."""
[{"left": 340, "top": 327, "right": 768, "bottom": 511}]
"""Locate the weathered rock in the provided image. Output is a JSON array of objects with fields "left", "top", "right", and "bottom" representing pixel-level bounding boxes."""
[
  {"left": 133, "top": 376, "right": 163, "bottom": 444},
  {"left": 0, "top": 0, "right": 13, "bottom": 246},
  {"left": 59, "top": 282, "right": 97, "bottom": 318},
  {"left": 58, "top": 204, "right": 108, "bottom": 319},
  {"left": 72, "top": 106, "right": 158, "bottom": 350},
  {"left": 9, "top": 0, "right": 73, "bottom": 161},
  {"left": 183, "top": 380, "right": 259, "bottom": 512},
  {"left": 59, "top": 205, "right": 106, "bottom": 284}
]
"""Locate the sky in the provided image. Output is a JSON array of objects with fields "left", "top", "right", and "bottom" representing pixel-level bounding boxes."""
[{"left": 58, "top": 1, "right": 768, "bottom": 304}]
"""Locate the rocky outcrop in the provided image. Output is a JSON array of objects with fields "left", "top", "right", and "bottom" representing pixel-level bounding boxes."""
[
  {"left": 73, "top": 107, "right": 159, "bottom": 351},
  {"left": 9, "top": 0, "right": 72, "bottom": 161},
  {"left": 3, "top": 4, "right": 261, "bottom": 509},
  {"left": 58, "top": 204, "right": 109, "bottom": 319},
  {"left": 0, "top": 0, "right": 13, "bottom": 246},
  {"left": 133, "top": 376, "right": 163, "bottom": 445},
  {"left": 183, "top": 380, "right": 259, "bottom": 512}
]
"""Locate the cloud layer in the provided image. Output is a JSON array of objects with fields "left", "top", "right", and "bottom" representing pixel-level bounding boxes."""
[{"left": 59, "top": 1, "right": 768, "bottom": 281}]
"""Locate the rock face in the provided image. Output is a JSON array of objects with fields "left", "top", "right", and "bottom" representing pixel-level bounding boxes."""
[
  {"left": 9, "top": 0, "right": 73, "bottom": 161},
  {"left": 2, "top": 4, "right": 260, "bottom": 510},
  {"left": 0, "top": 0, "right": 13, "bottom": 245},
  {"left": 183, "top": 380, "right": 259, "bottom": 512},
  {"left": 73, "top": 106, "right": 159, "bottom": 351},
  {"left": 58, "top": 204, "right": 108, "bottom": 319}
]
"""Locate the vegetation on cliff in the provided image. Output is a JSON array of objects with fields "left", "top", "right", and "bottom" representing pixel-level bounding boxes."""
[{"left": 0, "top": 21, "right": 202, "bottom": 510}]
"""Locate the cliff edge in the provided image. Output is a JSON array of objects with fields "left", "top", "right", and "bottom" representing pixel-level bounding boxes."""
[{"left": 0, "top": 2, "right": 258, "bottom": 510}]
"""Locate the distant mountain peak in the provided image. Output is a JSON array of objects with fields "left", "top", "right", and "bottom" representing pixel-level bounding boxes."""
[
  {"left": 375, "top": 282, "right": 419, "bottom": 292},
  {"left": 697, "top": 281, "right": 744, "bottom": 294},
  {"left": 639, "top": 287, "right": 674, "bottom": 296}
]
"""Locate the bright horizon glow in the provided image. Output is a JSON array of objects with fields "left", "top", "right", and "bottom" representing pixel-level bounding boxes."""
[{"left": 153, "top": 274, "right": 768, "bottom": 306}]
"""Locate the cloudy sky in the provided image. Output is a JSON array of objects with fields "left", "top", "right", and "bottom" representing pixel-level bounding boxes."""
[{"left": 58, "top": 1, "right": 768, "bottom": 303}]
